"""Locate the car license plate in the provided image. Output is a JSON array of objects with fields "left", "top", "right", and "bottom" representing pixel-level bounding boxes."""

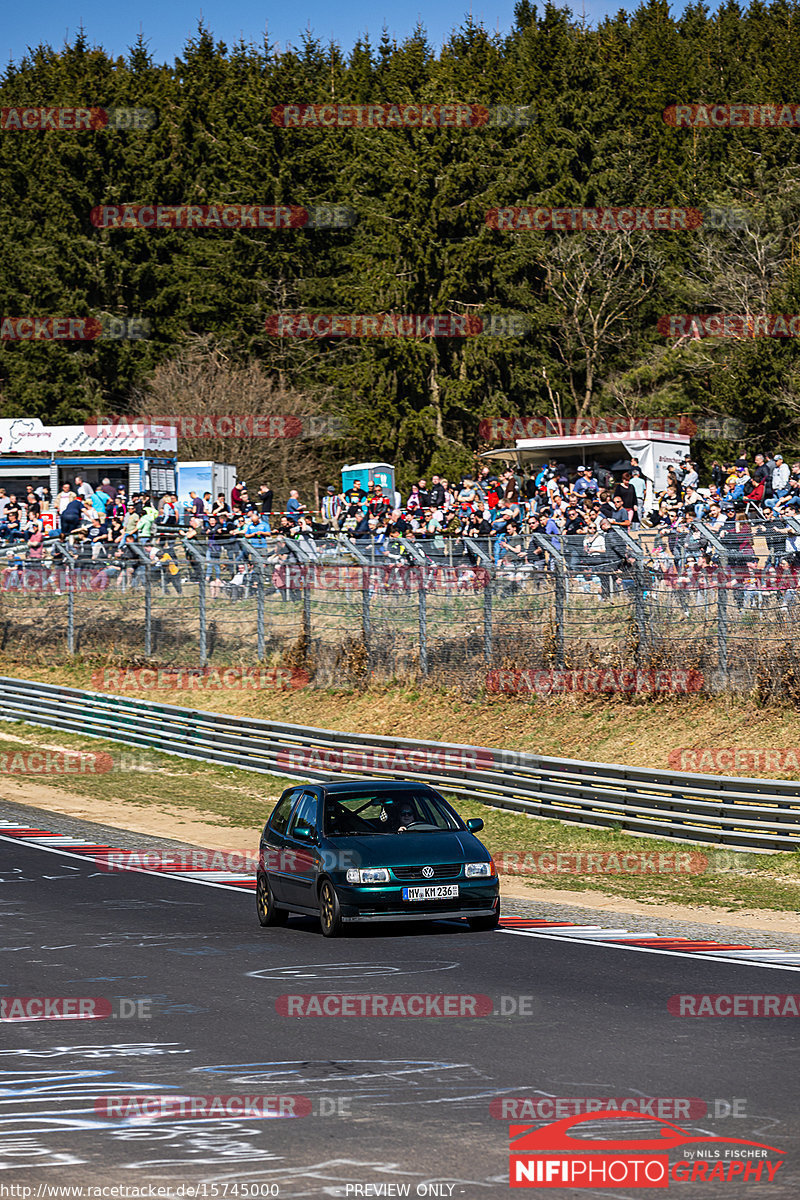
[{"left": 403, "top": 885, "right": 459, "bottom": 901}]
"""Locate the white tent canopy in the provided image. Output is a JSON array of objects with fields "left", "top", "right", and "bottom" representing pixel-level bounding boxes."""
[{"left": 480, "top": 430, "right": 690, "bottom": 491}]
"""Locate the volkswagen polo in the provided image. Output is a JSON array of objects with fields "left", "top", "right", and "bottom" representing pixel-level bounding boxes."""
[{"left": 256, "top": 779, "right": 499, "bottom": 936}]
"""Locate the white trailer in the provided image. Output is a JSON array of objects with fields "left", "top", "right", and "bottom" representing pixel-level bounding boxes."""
[
  {"left": 177, "top": 461, "right": 237, "bottom": 509},
  {"left": 481, "top": 429, "right": 691, "bottom": 493}
]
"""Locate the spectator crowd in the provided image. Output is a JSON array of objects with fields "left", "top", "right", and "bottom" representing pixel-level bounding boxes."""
[{"left": 1, "top": 451, "right": 799, "bottom": 606}]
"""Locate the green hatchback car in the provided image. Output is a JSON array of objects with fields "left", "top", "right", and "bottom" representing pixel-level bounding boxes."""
[{"left": 256, "top": 779, "right": 499, "bottom": 936}]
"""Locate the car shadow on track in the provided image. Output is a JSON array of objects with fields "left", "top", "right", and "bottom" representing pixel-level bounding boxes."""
[{"left": 261, "top": 916, "right": 481, "bottom": 939}]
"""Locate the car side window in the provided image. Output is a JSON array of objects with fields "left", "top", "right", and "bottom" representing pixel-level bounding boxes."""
[
  {"left": 269, "top": 789, "right": 301, "bottom": 836},
  {"left": 287, "top": 792, "right": 319, "bottom": 837}
]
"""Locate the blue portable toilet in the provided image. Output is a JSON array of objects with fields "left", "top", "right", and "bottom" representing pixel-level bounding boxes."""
[{"left": 341, "top": 461, "right": 396, "bottom": 497}]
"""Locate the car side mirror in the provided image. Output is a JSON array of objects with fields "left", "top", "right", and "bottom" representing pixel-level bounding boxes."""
[
  {"left": 293, "top": 821, "right": 317, "bottom": 844},
  {"left": 466, "top": 818, "right": 484, "bottom": 833}
]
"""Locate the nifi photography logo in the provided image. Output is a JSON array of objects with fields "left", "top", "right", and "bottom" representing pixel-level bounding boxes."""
[{"left": 508, "top": 1111, "right": 785, "bottom": 1188}]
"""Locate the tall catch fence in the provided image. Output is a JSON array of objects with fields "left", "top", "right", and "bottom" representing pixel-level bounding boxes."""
[{"left": 1, "top": 516, "right": 799, "bottom": 697}]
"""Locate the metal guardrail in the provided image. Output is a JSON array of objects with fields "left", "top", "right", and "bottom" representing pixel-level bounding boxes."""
[{"left": 0, "top": 676, "right": 798, "bottom": 852}]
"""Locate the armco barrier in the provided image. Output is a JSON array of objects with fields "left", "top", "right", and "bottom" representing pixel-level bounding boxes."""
[{"left": 0, "top": 676, "right": 798, "bottom": 851}]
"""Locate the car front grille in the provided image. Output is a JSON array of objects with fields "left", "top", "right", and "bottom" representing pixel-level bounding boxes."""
[{"left": 391, "top": 863, "right": 463, "bottom": 881}]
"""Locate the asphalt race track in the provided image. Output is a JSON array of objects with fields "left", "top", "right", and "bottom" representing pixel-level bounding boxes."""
[{"left": 1, "top": 819, "right": 799, "bottom": 1198}]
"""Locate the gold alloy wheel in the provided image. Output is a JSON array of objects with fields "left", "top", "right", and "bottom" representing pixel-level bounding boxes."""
[
  {"left": 257, "top": 876, "right": 268, "bottom": 919},
  {"left": 320, "top": 881, "right": 335, "bottom": 929}
]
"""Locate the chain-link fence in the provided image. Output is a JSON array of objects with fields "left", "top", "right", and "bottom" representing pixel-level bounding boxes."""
[{"left": 2, "top": 519, "right": 800, "bottom": 697}]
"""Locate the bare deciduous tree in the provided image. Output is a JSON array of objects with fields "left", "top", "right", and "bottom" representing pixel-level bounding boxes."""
[
  {"left": 129, "top": 337, "right": 342, "bottom": 507},
  {"left": 543, "top": 235, "right": 664, "bottom": 419}
]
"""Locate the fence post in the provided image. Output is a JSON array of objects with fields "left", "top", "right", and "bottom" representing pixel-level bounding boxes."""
[
  {"left": 633, "top": 559, "right": 647, "bottom": 664},
  {"left": 144, "top": 569, "right": 152, "bottom": 657},
  {"left": 418, "top": 566, "right": 428, "bottom": 677},
  {"left": 66, "top": 566, "right": 74, "bottom": 655},
  {"left": 256, "top": 569, "right": 265, "bottom": 660},
  {"left": 483, "top": 571, "right": 493, "bottom": 663},
  {"left": 717, "top": 570, "right": 728, "bottom": 685},
  {"left": 57, "top": 544, "right": 78, "bottom": 657},
  {"left": 246, "top": 542, "right": 270, "bottom": 662},
  {"left": 530, "top": 532, "right": 567, "bottom": 668},
  {"left": 693, "top": 521, "right": 730, "bottom": 690},
  {"left": 553, "top": 557, "right": 566, "bottom": 669},
  {"left": 302, "top": 566, "right": 312, "bottom": 648},
  {"left": 463, "top": 534, "right": 496, "bottom": 666},
  {"left": 361, "top": 565, "right": 371, "bottom": 652},
  {"left": 198, "top": 568, "right": 207, "bottom": 666},
  {"left": 182, "top": 541, "right": 208, "bottom": 667}
]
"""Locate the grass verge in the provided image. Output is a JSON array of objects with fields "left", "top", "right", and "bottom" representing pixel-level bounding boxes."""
[{"left": 0, "top": 719, "right": 798, "bottom": 914}]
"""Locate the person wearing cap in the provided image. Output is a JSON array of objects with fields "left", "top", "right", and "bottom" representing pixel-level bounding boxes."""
[
  {"left": 772, "top": 466, "right": 800, "bottom": 513},
  {"left": 572, "top": 465, "right": 592, "bottom": 497},
  {"left": 766, "top": 455, "right": 790, "bottom": 509},
  {"left": 729, "top": 459, "right": 751, "bottom": 502},
  {"left": 320, "top": 485, "right": 343, "bottom": 529}
]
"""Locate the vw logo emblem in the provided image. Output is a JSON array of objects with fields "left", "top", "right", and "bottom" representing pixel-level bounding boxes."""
[{"left": 422, "top": 866, "right": 434, "bottom": 878}]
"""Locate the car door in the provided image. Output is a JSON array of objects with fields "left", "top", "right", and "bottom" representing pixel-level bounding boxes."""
[
  {"left": 281, "top": 790, "right": 322, "bottom": 909},
  {"left": 261, "top": 788, "right": 303, "bottom": 901}
]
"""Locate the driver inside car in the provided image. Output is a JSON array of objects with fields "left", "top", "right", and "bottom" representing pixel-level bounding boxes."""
[{"left": 397, "top": 803, "right": 417, "bottom": 832}]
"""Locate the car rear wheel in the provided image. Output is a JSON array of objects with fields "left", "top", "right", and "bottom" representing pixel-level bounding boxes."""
[
  {"left": 256, "top": 873, "right": 288, "bottom": 927},
  {"left": 318, "top": 878, "right": 343, "bottom": 937},
  {"left": 468, "top": 901, "right": 500, "bottom": 931}
]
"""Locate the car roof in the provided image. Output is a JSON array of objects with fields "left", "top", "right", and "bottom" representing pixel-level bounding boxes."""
[{"left": 314, "top": 779, "right": 439, "bottom": 795}]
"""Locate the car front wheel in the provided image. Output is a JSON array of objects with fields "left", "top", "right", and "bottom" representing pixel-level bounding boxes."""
[
  {"left": 256, "top": 873, "right": 288, "bottom": 927},
  {"left": 318, "top": 878, "right": 343, "bottom": 937}
]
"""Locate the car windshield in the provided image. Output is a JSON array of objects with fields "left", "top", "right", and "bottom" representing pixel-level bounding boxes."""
[{"left": 324, "top": 789, "right": 461, "bottom": 836}]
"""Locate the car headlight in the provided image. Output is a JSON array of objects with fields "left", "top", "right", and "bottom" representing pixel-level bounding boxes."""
[
  {"left": 346, "top": 868, "right": 390, "bottom": 884},
  {"left": 465, "top": 861, "right": 493, "bottom": 878}
]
